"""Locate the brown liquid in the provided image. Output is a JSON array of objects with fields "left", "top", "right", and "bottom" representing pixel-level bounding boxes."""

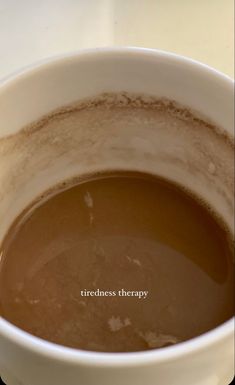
[{"left": 0, "top": 172, "right": 234, "bottom": 352}]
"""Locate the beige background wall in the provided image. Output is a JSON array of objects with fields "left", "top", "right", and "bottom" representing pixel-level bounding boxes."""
[{"left": 0, "top": 0, "right": 234, "bottom": 80}]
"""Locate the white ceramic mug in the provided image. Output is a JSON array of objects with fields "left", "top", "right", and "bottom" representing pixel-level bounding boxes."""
[{"left": 0, "top": 48, "right": 234, "bottom": 385}]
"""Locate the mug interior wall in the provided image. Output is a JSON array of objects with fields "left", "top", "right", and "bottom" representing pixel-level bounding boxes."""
[{"left": 0, "top": 51, "right": 234, "bottom": 244}]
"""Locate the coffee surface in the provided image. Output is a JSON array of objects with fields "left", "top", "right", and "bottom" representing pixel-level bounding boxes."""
[{"left": 0, "top": 172, "right": 234, "bottom": 352}]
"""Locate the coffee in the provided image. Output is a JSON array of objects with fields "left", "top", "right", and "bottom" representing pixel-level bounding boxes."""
[{"left": 0, "top": 171, "right": 234, "bottom": 352}]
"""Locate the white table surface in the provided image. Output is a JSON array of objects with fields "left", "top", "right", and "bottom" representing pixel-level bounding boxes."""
[{"left": 0, "top": 0, "right": 234, "bottom": 81}]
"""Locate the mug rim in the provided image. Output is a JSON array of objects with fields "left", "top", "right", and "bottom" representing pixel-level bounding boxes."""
[{"left": 0, "top": 46, "right": 234, "bottom": 367}]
